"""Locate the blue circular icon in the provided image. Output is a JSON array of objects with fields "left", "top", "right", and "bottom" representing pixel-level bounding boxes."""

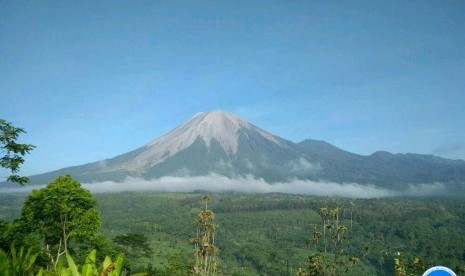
[{"left": 422, "top": 266, "right": 456, "bottom": 276}]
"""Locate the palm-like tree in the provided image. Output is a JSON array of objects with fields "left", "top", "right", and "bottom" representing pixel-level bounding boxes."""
[{"left": 192, "top": 195, "right": 219, "bottom": 276}]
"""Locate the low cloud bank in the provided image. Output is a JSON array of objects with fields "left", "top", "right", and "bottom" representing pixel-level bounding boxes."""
[
  {"left": 82, "top": 174, "right": 439, "bottom": 198},
  {"left": 1, "top": 174, "right": 448, "bottom": 198},
  {"left": 0, "top": 184, "right": 44, "bottom": 193}
]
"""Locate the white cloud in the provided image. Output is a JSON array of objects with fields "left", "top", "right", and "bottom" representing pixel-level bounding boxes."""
[
  {"left": 403, "top": 182, "right": 446, "bottom": 197},
  {"left": 0, "top": 175, "right": 449, "bottom": 198},
  {"left": 82, "top": 174, "right": 395, "bottom": 198}
]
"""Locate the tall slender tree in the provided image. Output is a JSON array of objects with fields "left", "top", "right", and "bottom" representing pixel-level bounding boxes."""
[
  {"left": 191, "top": 194, "right": 219, "bottom": 276},
  {"left": 299, "top": 205, "right": 361, "bottom": 276}
]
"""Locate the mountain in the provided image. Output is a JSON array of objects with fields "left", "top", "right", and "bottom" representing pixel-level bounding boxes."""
[
  {"left": 6, "top": 110, "right": 465, "bottom": 195},
  {"left": 297, "top": 140, "right": 465, "bottom": 190},
  {"left": 25, "top": 110, "right": 304, "bottom": 184}
]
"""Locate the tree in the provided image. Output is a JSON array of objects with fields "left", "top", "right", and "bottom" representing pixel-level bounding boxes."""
[
  {"left": 113, "top": 232, "right": 153, "bottom": 271},
  {"left": 298, "top": 205, "right": 362, "bottom": 276},
  {"left": 191, "top": 194, "right": 219, "bottom": 276},
  {"left": 0, "top": 119, "right": 35, "bottom": 185},
  {"left": 20, "top": 175, "right": 101, "bottom": 270},
  {"left": 394, "top": 257, "right": 425, "bottom": 276}
]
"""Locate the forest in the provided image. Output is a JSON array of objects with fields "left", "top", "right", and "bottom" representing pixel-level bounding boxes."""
[{"left": 1, "top": 175, "right": 465, "bottom": 275}]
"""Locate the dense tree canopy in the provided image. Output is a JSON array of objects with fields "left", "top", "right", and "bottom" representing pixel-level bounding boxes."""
[
  {"left": 0, "top": 119, "right": 35, "bottom": 184},
  {"left": 2, "top": 190, "right": 465, "bottom": 275},
  {"left": 20, "top": 175, "right": 101, "bottom": 267},
  {"left": 114, "top": 233, "right": 153, "bottom": 258}
]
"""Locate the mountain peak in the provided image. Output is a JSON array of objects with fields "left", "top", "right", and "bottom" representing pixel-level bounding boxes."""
[
  {"left": 122, "top": 110, "right": 282, "bottom": 171},
  {"left": 194, "top": 110, "right": 248, "bottom": 130},
  {"left": 193, "top": 110, "right": 248, "bottom": 138},
  {"left": 186, "top": 110, "right": 249, "bottom": 154}
]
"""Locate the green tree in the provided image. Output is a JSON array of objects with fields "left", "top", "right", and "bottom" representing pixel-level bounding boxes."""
[
  {"left": 191, "top": 194, "right": 219, "bottom": 276},
  {"left": 113, "top": 232, "right": 153, "bottom": 271},
  {"left": 113, "top": 233, "right": 153, "bottom": 258},
  {"left": 20, "top": 175, "right": 101, "bottom": 270},
  {"left": 394, "top": 257, "right": 425, "bottom": 276},
  {"left": 0, "top": 119, "right": 35, "bottom": 185},
  {"left": 299, "top": 205, "right": 362, "bottom": 276}
]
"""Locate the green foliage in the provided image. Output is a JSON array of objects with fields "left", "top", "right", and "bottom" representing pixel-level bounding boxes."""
[
  {"left": 0, "top": 248, "right": 130, "bottom": 276},
  {"left": 40, "top": 249, "right": 125, "bottom": 276},
  {"left": 191, "top": 194, "right": 220, "bottom": 275},
  {"left": 3, "top": 192, "right": 465, "bottom": 275},
  {"left": 164, "top": 253, "right": 191, "bottom": 275},
  {"left": 299, "top": 205, "right": 362, "bottom": 276},
  {"left": 20, "top": 175, "right": 101, "bottom": 269},
  {"left": 0, "top": 244, "right": 39, "bottom": 276},
  {"left": 0, "top": 250, "right": 10, "bottom": 276},
  {"left": 80, "top": 249, "right": 97, "bottom": 276},
  {"left": 394, "top": 257, "right": 425, "bottom": 276},
  {"left": 76, "top": 233, "right": 116, "bottom": 264},
  {"left": 113, "top": 233, "right": 153, "bottom": 258},
  {"left": 0, "top": 118, "right": 35, "bottom": 185},
  {"left": 113, "top": 232, "right": 152, "bottom": 271},
  {"left": 0, "top": 219, "right": 10, "bottom": 251}
]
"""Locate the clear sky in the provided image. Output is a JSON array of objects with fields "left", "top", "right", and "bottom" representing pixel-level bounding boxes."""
[{"left": 1, "top": 1, "right": 465, "bottom": 176}]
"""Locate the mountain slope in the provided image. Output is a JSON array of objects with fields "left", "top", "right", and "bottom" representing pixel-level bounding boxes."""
[
  {"left": 297, "top": 140, "right": 465, "bottom": 189},
  {"left": 5, "top": 110, "right": 465, "bottom": 195}
]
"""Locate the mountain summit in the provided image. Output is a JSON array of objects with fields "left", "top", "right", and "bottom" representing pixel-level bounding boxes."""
[
  {"left": 11, "top": 110, "right": 465, "bottom": 195},
  {"left": 121, "top": 110, "right": 285, "bottom": 172},
  {"left": 111, "top": 110, "right": 299, "bottom": 181}
]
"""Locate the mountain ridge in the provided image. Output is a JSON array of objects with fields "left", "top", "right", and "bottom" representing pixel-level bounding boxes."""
[{"left": 3, "top": 110, "right": 465, "bottom": 195}]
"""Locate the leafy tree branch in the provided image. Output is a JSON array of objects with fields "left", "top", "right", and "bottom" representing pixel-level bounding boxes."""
[{"left": 0, "top": 118, "right": 35, "bottom": 185}]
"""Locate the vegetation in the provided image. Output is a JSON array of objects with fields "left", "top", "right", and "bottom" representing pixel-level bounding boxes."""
[
  {"left": 0, "top": 118, "right": 35, "bottom": 185},
  {"left": 2, "top": 189, "right": 465, "bottom": 275},
  {"left": 0, "top": 175, "right": 113, "bottom": 275},
  {"left": 0, "top": 244, "right": 38, "bottom": 276},
  {"left": 114, "top": 233, "right": 153, "bottom": 259},
  {"left": 393, "top": 257, "right": 425, "bottom": 276},
  {"left": 21, "top": 175, "right": 101, "bottom": 270},
  {"left": 0, "top": 247, "right": 124, "bottom": 276},
  {"left": 298, "top": 205, "right": 362, "bottom": 275},
  {"left": 191, "top": 194, "right": 219, "bottom": 275},
  {"left": 1, "top": 118, "right": 463, "bottom": 275},
  {"left": 58, "top": 249, "right": 124, "bottom": 276}
]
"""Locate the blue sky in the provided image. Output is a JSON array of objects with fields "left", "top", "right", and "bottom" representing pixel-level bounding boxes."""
[{"left": 1, "top": 1, "right": 464, "bottom": 176}]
